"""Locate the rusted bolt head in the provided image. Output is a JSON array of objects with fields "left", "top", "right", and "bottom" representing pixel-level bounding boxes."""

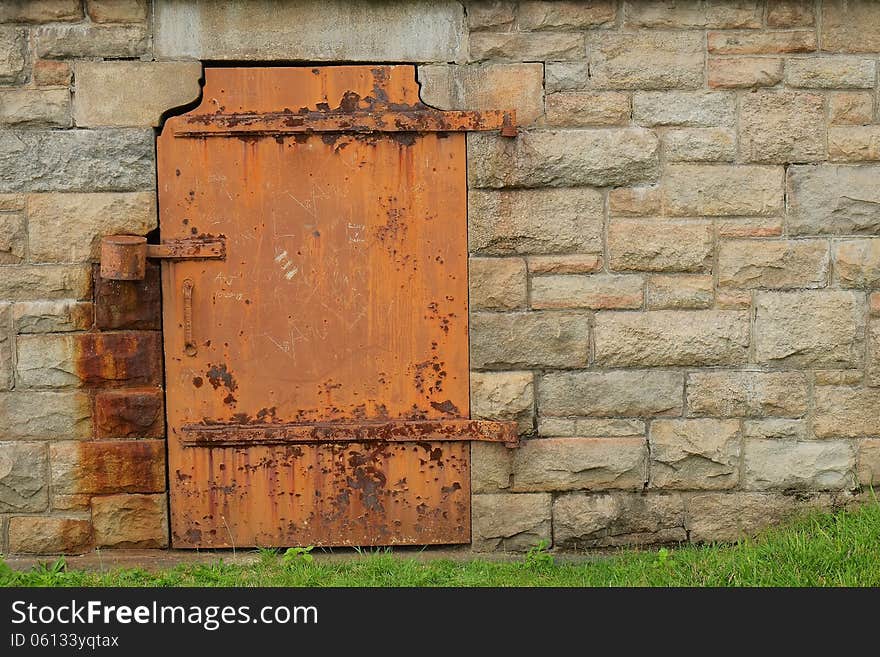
[{"left": 100, "top": 235, "right": 148, "bottom": 281}]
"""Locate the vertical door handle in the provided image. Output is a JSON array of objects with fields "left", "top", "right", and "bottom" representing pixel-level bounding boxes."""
[{"left": 182, "top": 278, "right": 197, "bottom": 357}]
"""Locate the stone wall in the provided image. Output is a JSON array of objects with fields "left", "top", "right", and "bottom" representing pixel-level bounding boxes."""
[{"left": 1, "top": 0, "right": 879, "bottom": 553}]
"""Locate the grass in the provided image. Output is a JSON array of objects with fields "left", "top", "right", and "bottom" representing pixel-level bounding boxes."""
[{"left": 2, "top": 499, "right": 879, "bottom": 587}]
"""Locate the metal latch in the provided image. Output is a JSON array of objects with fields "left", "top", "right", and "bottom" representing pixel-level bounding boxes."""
[{"left": 99, "top": 235, "right": 226, "bottom": 280}]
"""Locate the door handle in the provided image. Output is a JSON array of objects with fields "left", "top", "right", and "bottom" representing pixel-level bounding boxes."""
[{"left": 182, "top": 278, "right": 197, "bottom": 357}]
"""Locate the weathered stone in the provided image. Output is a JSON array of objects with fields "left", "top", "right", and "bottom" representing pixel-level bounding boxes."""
[
  {"left": 813, "top": 386, "right": 880, "bottom": 437},
  {"left": 0, "top": 89, "right": 70, "bottom": 128},
  {"left": 785, "top": 57, "right": 875, "bottom": 89},
  {"left": 34, "top": 23, "right": 150, "bottom": 58},
  {"left": 468, "top": 188, "right": 603, "bottom": 256},
  {"left": 857, "top": 439, "right": 880, "bottom": 485},
  {"left": 50, "top": 440, "right": 166, "bottom": 495},
  {"left": 650, "top": 419, "right": 741, "bottom": 490},
  {"left": 872, "top": 292, "right": 880, "bottom": 315},
  {"left": 834, "top": 239, "right": 880, "bottom": 287},
  {"left": 472, "top": 442, "right": 512, "bottom": 493},
  {"left": 647, "top": 274, "right": 713, "bottom": 309},
  {"left": 662, "top": 128, "right": 735, "bottom": 162},
  {"left": 743, "top": 439, "right": 856, "bottom": 490},
  {"left": 0, "top": 130, "right": 154, "bottom": 193},
  {"left": 743, "top": 418, "right": 808, "bottom": 440},
  {"left": 94, "top": 262, "right": 161, "bottom": 330},
  {"left": 718, "top": 239, "right": 829, "bottom": 289},
  {"left": 716, "top": 217, "right": 783, "bottom": 238},
  {"left": 739, "top": 91, "right": 825, "bottom": 163},
  {"left": 0, "top": 27, "right": 26, "bottom": 84},
  {"left": 544, "top": 92, "right": 630, "bottom": 127},
  {"left": 787, "top": 165, "right": 880, "bottom": 235},
  {"left": 86, "top": 0, "right": 148, "bottom": 23},
  {"left": 821, "top": 0, "right": 880, "bottom": 53},
  {"left": 828, "top": 92, "right": 874, "bottom": 125},
  {"left": 470, "top": 370, "right": 534, "bottom": 434},
  {"left": 531, "top": 274, "right": 643, "bottom": 310},
  {"left": 586, "top": 31, "right": 704, "bottom": 89},
  {"left": 51, "top": 494, "right": 90, "bottom": 511},
  {"left": 164, "top": 0, "right": 468, "bottom": 61},
  {"left": 686, "top": 492, "right": 805, "bottom": 542},
  {"left": 470, "top": 312, "right": 589, "bottom": 369},
  {"left": 27, "top": 192, "right": 157, "bottom": 263},
  {"left": 0, "top": 442, "right": 48, "bottom": 512},
  {"left": 0, "top": 1, "right": 82, "bottom": 22},
  {"left": 0, "top": 265, "right": 91, "bottom": 300},
  {"left": 0, "top": 194, "right": 23, "bottom": 211},
  {"left": 828, "top": 126, "right": 880, "bottom": 161},
  {"left": 472, "top": 493, "right": 551, "bottom": 551},
  {"left": 545, "top": 62, "right": 589, "bottom": 92},
  {"left": 538, "top": 418, "right": 646, "bottom": 438},
  {"left": 633, "top": 91, "right": 734, "bottom": 127},
  {"left": 708, "top": 57, "right": 783, "bottom": 88},
  {"left": 512, "top": 437, "right": 647, "bottom": 492},
  {"left": 594, "top": 311, "right": 750, "bottom": 367},
  {"left": 469, "top": 258, "right": 527, "bottom": 311},
  {"left": 526, "top": 254, "right": 602, "bottom": 274},
  {"left": 623, "top": 1, "right": 761, "bottom": 28},
  {"left": 609, "top": 186, "right": 661, "bottom": 216},
  {"left": 465, "top": 1, "right": 515, "bottom": 30},
  {"left": 419, "top": 64, "right": 543, "bottom": 126},
  {"left": 468, "top": 129, "right": 659, "bottom": 189},
  {"left": 0, "top": 213, "right": 25, "bottom": 264},
  {"left": 814, "top": 369, "right": 865, "bottom": 386},
  {"left": 539, "top": 370, "right": 683, "bottom": 417},
  {"left": 0, "top": 391, "right": 91, "bottom": 440},
  {"left": 608, "top": 219, "right": 713, "bottom": 272},
  {"left": 687, "top": 371, "right": 810, "bottom": 417},
  {"left": 766, "top": 0, "right": 815, "bottom": 27},
  {"left": 553, "top": 492, "right": 687, "bottom": 549},
  {"left": 74, "top": 61, "right": 203, "bottom": 127},
  {"left": 469, "top": 32, "right": 583, "bottom": 61},
  {"left": 8, "top": 516, "right": 91, "bottom": 554},
  {"left": 16, "top": 332, "right": 162, "bottom": 389},
  {"left": 518, "top": 1, "right": 616, "bottom": 29},
  {"left": 754, "top": 291, "right": 865, "bottom": 368},
  {"left": 92, "top": 493, "right": 168, "bottom": 548},
  {"left": 33, "top": 59, "right": 71, "bottom": 87},
  {"left": 660, "top": 164, "right": 784, "bottom": 216},
  {"left": 94, "top": 389, "right": 164, "bottom": 439},
  {"left": 708, "top": 30, "right": 817, "bottom": 54},
  {"left": 0, "top": 303, "right": 11, "bottom": 390}
]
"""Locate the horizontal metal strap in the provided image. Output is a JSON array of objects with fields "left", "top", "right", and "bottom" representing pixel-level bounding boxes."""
[
  {"left": 147, "top": 238, "right": 226, "bottom": 260},
  {"left": 173, "top": 109, "right": 517, "bottom": 137},
  {"left": 180, "top": 418, "right": 519, "bottom": 448}
]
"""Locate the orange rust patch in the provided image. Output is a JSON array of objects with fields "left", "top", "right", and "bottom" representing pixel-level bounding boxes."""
[{"left": 71, "top": 440, "right": 166, "bottom": 495}]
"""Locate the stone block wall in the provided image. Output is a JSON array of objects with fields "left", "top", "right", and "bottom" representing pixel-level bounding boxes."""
[{"left": 1, "top": 0, "right": 879, "bottom": 553}]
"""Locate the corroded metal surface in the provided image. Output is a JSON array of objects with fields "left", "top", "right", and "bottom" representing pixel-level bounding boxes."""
[
  {"left": 100, "top": 236, "right": 225, "bottom": 281},
  {"left": 159, "top": 65, "right": 515, "bottom": 548}
]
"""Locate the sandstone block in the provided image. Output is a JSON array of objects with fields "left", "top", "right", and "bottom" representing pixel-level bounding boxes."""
[
  {"left": 526, "top": 254, "right": 602, "bottom": 274},
  {"left": 633, "top": 91, "right": 735, "bottom": 127},
  {"left": 0, "top": 441, "right": 48, "bottom": 513},
  {"left": 86, "top": 0, "right": 148, "bottom": 23},
  {"left": 716, "top": 217, "right": 783, "bottom": 238},
  {"left": 472, "top": 442, "right": 513, "bottom": 493},
  {"left": 586, "top": 30, "right": 704, "bottom": 89},
  {"left": 0, "top": 26, "right": 26, "bottom": 84},
  {"left": 538, "top": 418, "right": 646, "bottom": 438},
  {"left": 821, "top": 0, "right": 880, "bottom": 52},
  {"left": 609, "top": 186, "right": 662, "bottom": 216},
  {"left": 531, "top": 274, "right": 643, "bottom": 310},
  {"left": 469, "top": 32, "right": 583, "bottom": 61},
  {"left": 650, "top": 419, "right": 741, "bottom": 490},
  {"left": 785, "top": 57, "right": 875, "bottom": 89},
  {"left": 468, "top": 188, "right": 603, "bottom": 256},
  {"left": 544, "top": 92, "right": 630, "bottom": 127},
  {"left": 33, "top": 60, "right": 71, "bottom": 87},
  {"left": 0, "top": 89, "right": 70, "bottom": 128},
  {"left": 813, "top": 386, "right": 880, "bottom": 437},
  {"left": 470, "top": 312, "right": 589, "bottom": 369},
  {"left": 512, "top": 437, "right": 647, "bottom": 492},
  {"left": 869, "top": 321, "right": 880, "bottom": 387},
  {"left": 468, "top": 129, "right": 659, "bottom": 188},
  {"left": 50, "top": 440, "right": 166, "bottom": 495},
  {"left": 717, "top": 239, "right": 829, "bottom": 289},
  {"left": 738, "top": 91, "right": 825, "bottom": 163},
  {"left": 8, "top": 516, "right": 91, "bottom": 554},
  {"left": 857, "top": 439, "right": 880, "bottom": 485},
  {"left": 34, "top": 23, "right": 149, "bottom": 58},
  {"left": 553, "top": 492, "right": 687, "bottom": 549},
  {"left": 539, "top": 370, "right": 683, "bottom": 417},
  {"left": 787, "top": 165, "right": 880, "bottom": 235},
  {"left": 813, "top": 369, "right": 865, "bottom": 386},
  {"left": 468, "top": 257, "right": 527, "bottom": 310},
  {"left": 828, "top": 126, "right": 880, "bottom": 161},
  {"left": 0, "top": 212, "right": 25, "bottom": 264},
  {"left": 0, "top": 1, "right": 82, "bottom": 22},
  {"left": 743, "top": 418, "right": 808, "bottom": 440},
  {"left": 708, "top": 57, "right": 783, "bottom": 88},
  {"left": 828, "top": 92, "right": 873, "bottom": 125},
  {"left": 594, "top": 310, "right": 750, "bottom": 367},
  {"left": 466, "top": 1, "right": 515, "bottom": 30},
  {"left": 662, "top": 128, "right": 736, "bottom": 162},
  {"left": 0, "top": 391, "right": 91, "bottom": 440},
  {"left": 686, "top": 492, "right": 802, "bottom": 542},
  {"left": 686, "top": 371, "right": 810, "bottom": 417},
  {"left": 472, "top": 493, "right": 551, "bottom": 551},
  {"left": 545, "top": 62, "right": 589, "bottom": 92},
  {"left": 754, "top": 291, "right": 865, "bottom": 368},
  {"left": 647, "top": 274, "right": 713, "bottom": 309},
  {"left": 766, "top": 1, "right": 815, "bottom": 27},
  {"left": 834, "top": 239, "right": 880, "bottom": 287},
  {"left": 608, "top": 219, "right": 713, "bottom": 272},
  {"left": 708, "top": 30, "right": 816, "bottom": 54},
  {"left": 94, "top": 388, "right": 164, "bottom": 439},
  {"left": 0, "top": 303, "right": 10, "bottom": 390},
  {"left": 660, "top": 164, "right": 784, "bottom": 216},
  {"left": 623, "top": 1, "right": 761, "bottom": 28},
  {"left": 0, "top": 265, "right": 91, "bottom": 301},
  {"left": 743, "top": 439, "right": 856, "bottom": 490},
  {"left": 74, "top": 61, "right": 203, "bottom": 127},
  {"left": 470, "top": 370, "right": 534, "bottom": 434},
  {"left": 93, "top": 262, "right": 161, "bottom": 330},
  {"left": 92, "top": 493, "right": 168, "bottom": 548},
  {"left": 518, "top": 1, "right": 616, "bottom": 29}
]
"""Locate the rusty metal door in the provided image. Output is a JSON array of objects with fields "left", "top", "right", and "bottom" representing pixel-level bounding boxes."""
[{"left": 157, "top": 66, "right": 516, "bottom": 548}]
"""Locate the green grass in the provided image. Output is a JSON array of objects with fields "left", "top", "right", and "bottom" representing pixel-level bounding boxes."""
[{"left": 3, "top": 499, "right": 879, "bottom": 587}]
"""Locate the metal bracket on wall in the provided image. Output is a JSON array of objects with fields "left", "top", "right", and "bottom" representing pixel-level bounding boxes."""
[{"left": 99, "top": 234, "right": 226, "bottom": 280}]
